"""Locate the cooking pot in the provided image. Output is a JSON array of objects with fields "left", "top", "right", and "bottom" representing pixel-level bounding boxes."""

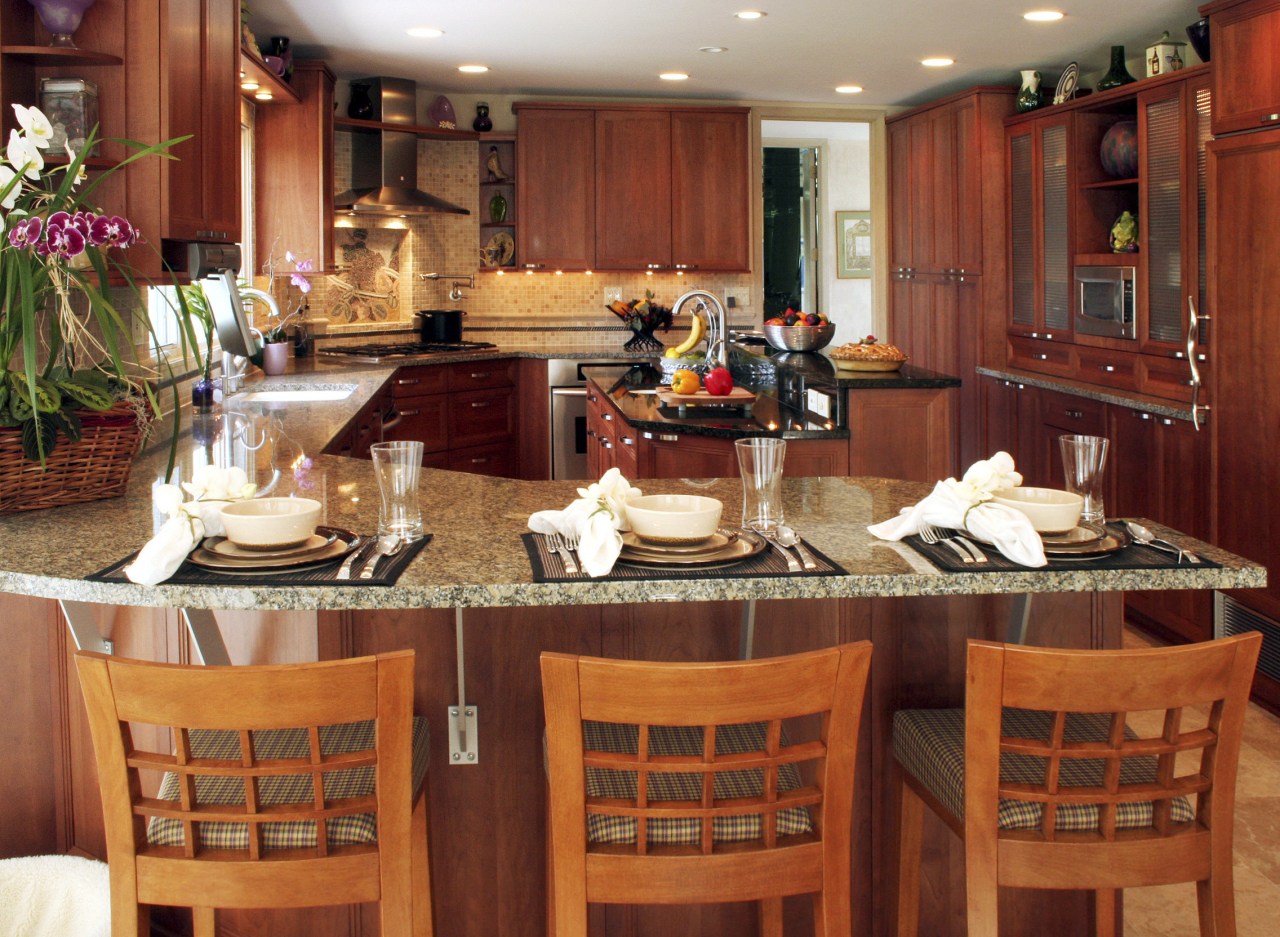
[{"left": 415, "top": 309, "right": 467, "bottom": 343}]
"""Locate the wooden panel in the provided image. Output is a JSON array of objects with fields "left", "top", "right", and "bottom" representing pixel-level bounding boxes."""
[
  {"left": 1032, "top": 387, "right": 1106, "bottom": 489},
  {"left": 385, "top": 394, "right": 448, "bottom": 452},
  {"left": 448, "top": 387, "right": 517, "bottom": 449},
  {"left": 1074, "top": 345, "right": 1140, "bottom": 391},
  {"left": 887, "top": 119, "right": 914, "bottom": 272},
  {"left": 447, "top": 358, "right": 517, "bottom": 391},
  {"left": 926, "top": 105, "right": 957, "bottom": 272},
  {"left": 517, "top": 358, "right": 550, "bottom": 480},
  {"left": 595, "top": 108, "right": 671, "bottom": 269},
  {"left": 642, "top": 433, "right": 737, "bottom": 479},
  {"left": 1138, "top": 352, "right": 1196, "bottom": 403},
  {"left": 515, "top": 106, "right": 596, "bottom": 270},
  {"left": 670, "top": 109, "right": 750, "bottom": 271},
  {"left": 391, "top": 366, "right": 450, "bottom": 397},
  {"left": 1006, "top": 335, "right": 1076, "bottom": 377},
  {"left": 846, "top": 387, "right": 955, "bottom": 483},
  {"left": 1040, "top": 119, "right": 1072, "bottom": 333},
  {"left": 1008, "top": 127, "right": 1036, "bottom": 330},
  {"left": 447, "top": 441, "right": 518, "bottom": 478},
  {"left": 1206, "top": 0, "right": 1280, "bottom": 135}
]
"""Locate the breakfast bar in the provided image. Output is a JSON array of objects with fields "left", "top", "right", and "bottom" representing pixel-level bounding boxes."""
[{"left": 0, "top": 367, "right": 1263, "bottom": 937}]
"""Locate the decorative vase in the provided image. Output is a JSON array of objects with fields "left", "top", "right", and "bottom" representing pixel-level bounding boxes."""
[
  {"left": 1110, "top": 210, "right": 1139, "bottom": 253},
  {"left": 268, "top": 36, "right": 293, "bottom": 80},
  {"left": 261, "top": 341, "right": 289, "bottom": 375},
  {"left": 191, "top": 377, "right": 216, "bottom": 414},
  {"left": 1096, "top": 45, "right": 1137, "bottom": 92},
  {"left": 1016, "top": 70, "right": 1042, "bottom": 113},
  {"left": 1099, "top": 120, "right": 1139, "bottom": 178},
  {"left": 488, "top": 192, "right": 508, "bottom": 223},
  {"left": 473, "top": 102, "right": 493, "bottom": 133},
  {"left": 429, "top": 95, "right": 457, "bottom": 129},
  {"left": 347, "top": 82, "right": 374, "bottom": 120},
  {"left": 28, "top": 0, "right": 96, "bottom": 48},
  {"left": 1186, "top": 18, "right": 1211, "bottom": 64}
]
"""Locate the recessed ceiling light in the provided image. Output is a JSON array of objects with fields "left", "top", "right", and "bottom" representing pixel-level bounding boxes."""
[
  {"left": 921, "top": 57, "right": 955, "bottom": 67},
  {"left": 407, "top": 26, "right": 444, "bottom": 38},
  {"left": 699, "top": 46, "right": 728, "bottom": 53},
  {"left": 458, "top": 64, "right": 489, "bottom": 73},
  {"left": 735, "top": 11, "right": 766, "bottom": 20},
  {"left": 835, "top": 85, "right": 863, "bottom": 94},
  {"left": 1023, "top": 10, "right": 1064, "bottom": 22},
  {"left": 660, "top": 72, "right": 689, "bottom": 81}
]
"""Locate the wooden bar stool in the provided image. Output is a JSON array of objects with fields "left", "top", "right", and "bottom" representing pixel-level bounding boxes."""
[
  {"left": 892, "top": 633, "right": 1261, "bottom": 937},
  {"left": 75, "top": 650, "right": 434, "bottom": 937},
  {"left": 540, "top": 642, "right": 873, "bottom": 937}
]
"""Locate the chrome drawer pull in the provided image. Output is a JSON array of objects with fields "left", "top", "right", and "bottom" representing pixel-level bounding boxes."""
[
  {"left": 1067, "top": 409, "right": 1083, "bottom": 419},
  {"left": 470, "top": 401, "right": 491, "bottom": 408},
  {"left": 469, "top": 372, "right": 490, "bottom": 379},
  {"left": 1099, "top": 365, "right": 1116, "bottom": 372}
]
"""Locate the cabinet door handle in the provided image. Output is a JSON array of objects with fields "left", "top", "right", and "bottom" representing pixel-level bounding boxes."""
[
  {"left": 400, "top": 408, "right": 420, "bottom": 417},
  {"left": 1098, "top": 365, "right": 1116, "bottom": 373},
  {"left": 523, "top": 263, "right": 546, "bottom": 270},
  {"left": 1036, "top": 353, "right": 1048, "bottom": 360},
  {"left": 621, "top": 436, "right": 634, "bottom": 446},
  {"left": 470, "top": 456, "right": 490, "bottom": 464},
  {"left": 1187, "top": 296, "right": 1211, "bottom": 432},
  {"left": 586, "top": 393, "right": 597, "bottom": 403},
  {"left": 1262, "top": 114, "right": 1280, "bottom": 124},
  {"left": 469, "top": 372, "right": 491, "bottom": 380},
  {"left": 396, "top": 378, "right": 420, "bottom": 386},
  {"left": 674, "top": 263, "right": 699, "bottom": 270},
  {"left": 1066, "top": 409, "right": 1083, "bottom": 419},
  {"left": 602, "top": 413, "right": 612, "bottom": 421},
  {"left": 658, "top": 434, "right": 678, "bottom": 442},
  {"left": 470, "top": 401, "right": 491, "bottom": 409}
]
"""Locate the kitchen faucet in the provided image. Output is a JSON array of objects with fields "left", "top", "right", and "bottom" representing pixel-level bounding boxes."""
[
  {"left": 672, "top": 290, "right": 729, "bottom": 369},
  {"left": 222, "top": 286, "right": 274, "bottom": 396},
  {"left": 419, "top": 272, "right": 475, "bottom": 303}
]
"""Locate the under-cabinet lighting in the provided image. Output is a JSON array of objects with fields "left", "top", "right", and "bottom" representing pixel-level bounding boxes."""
[
  {"left": 496, "top": 269, "right": 505, "bottom": 276},
  {"left": 458, "top": 64, "right": 489, "bottom": 73},
  {"left": 407, "top": 26, "right": 444, "bottom": 38},
  {"left": 660, "top": 72, "right": 689, "bottom": 81},
  {"left": 585, "top": 270, "right": 593, "bottom": 276},
  {"left": 735, "top": 11, "right": 766, "bottom": 19},
  {"left": 836, "top": 85, "right": 863, "bottom": 94},
  {"left": 240, "top": 79, "right": 259, "bottom": 91},
  {"left": 1023, "top": 10, "right": 1064, "bottom": 22},
  {"left": 645, "top": 270, "right": 654, "bottom": 276},
  {"left": 555, "top": 270, "right": 563, "bottom": 275},
  {"left": 921, "top": 57, "right": 955, "bottom": 67},
  {"left": 525, "top": 269, "right": 534, "bottom": 275},
  {"left": 254, "top": 90, "right": 273, "bottom": 101}
]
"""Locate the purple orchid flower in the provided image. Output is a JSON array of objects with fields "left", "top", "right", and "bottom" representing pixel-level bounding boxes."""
[
  {"left": 88, "top": 214, "right": 137, "bottom": 249},
  {"left": 7, "top": 215, "right": 42, "bottom": 251},
  {"left": 41, "top": 219, "right": 86, "bottom": 260}
]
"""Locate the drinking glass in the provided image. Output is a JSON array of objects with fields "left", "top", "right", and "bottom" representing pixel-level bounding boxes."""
[
  {"left": 735, "top": 438, "right": 786, "bottom": 532},
  {"left": 370, "top": 441, "right": 424, "bottom": 542},
  {"left": 1059, "top": 434, "right": 1109, "bottom": 530}
]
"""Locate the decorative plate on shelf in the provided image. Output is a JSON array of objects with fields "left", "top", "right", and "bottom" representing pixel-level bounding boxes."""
[
  {"left": 482, "top": 231, "right": 515, "bottom": 267},
  {"left": 1054, "top": 62, "right": 1079, "bottom": 105}
]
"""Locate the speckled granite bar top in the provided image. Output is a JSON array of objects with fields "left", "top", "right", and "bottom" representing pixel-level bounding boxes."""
[{"left": 976, "top": 366, "right": 1196, "bottom": 421}]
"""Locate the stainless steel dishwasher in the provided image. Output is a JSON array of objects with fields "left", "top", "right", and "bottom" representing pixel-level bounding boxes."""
[{"left": 548, "top": 359, "right": 636, "bottom": 480}]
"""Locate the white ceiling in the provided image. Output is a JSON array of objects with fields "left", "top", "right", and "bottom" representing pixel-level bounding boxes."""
[{"left": 246, "top": 1, "right": 1207, "bottom": 108}]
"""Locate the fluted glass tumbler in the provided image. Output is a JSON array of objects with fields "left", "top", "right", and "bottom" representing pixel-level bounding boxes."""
[
  {"left": 735, "top": 438, "right": 786, "bottom": 532},
  {"left": 370, "top": 441, "right": 424, "bottom": 542},
  {"left": 1059, "top": 434, "right": 1109, "bottom": 530}
]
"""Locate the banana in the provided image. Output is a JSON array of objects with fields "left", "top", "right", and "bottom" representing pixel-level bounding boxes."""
[{"left": 670, "top": 311, "right": 705, "bottom": 356}]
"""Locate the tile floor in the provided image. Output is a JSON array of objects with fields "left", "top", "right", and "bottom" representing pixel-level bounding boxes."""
[{"left": 1122, "top": 626, "right": 1279, "bottom": 936}]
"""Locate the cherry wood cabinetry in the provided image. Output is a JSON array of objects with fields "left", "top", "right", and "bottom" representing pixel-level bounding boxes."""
[
  {"left": 255, "top": 61, "right": 335, "bottom": 272},
  {"left": 321, "top": 381, "right": 395, "bottom": 460},
  {"left": 516, "top": 103, "right": 751, "bottom": 273},
  {"left": 513, "top": 105, "right": 595, "bottom": 270},
  {"left": 1203, "top": 0, "right": 1280, "bottom": 135},
  {"left": 383, "top": 362, "right": 520, "bottom": 478},
  {"left": 479, "top": 133, "right": 517, "bottom": 271},
  {"left": 887, "top": 88, "right": 1015, "bottom": 472}
]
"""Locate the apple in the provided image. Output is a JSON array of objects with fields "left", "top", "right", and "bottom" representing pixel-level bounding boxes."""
[
  {"left": 765, "top": 317, "right": 785, "bottom": 325},
  {"left": 703, "top": 366, "right": 734, "bottom": 396}
]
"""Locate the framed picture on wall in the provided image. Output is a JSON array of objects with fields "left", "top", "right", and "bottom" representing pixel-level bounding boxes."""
[{"left": 835, "top": 210, "right": 872, "bottom": 279}]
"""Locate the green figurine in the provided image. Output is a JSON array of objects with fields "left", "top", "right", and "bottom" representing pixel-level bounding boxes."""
[{"left": 1110, "top": 210, "right": 1138, "bottom": 252}]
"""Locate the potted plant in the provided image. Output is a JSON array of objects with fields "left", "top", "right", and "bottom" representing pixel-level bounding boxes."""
[
  {"left": 256, "top": 248, "right": 311, "bottom": 375},
  {"left": 0, "top": 103, "right": 191, "bottom": 511}
]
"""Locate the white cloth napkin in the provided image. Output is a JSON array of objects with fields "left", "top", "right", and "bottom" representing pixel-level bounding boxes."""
[
  {"left": 527, "top": 467, "right": 642, "bottom": 577},
  {"left": 866, "top": 452, "right": 1048, "bottom": 567},
  {"left": 124, "top": 466, "right": 257, "bottom": 585}
]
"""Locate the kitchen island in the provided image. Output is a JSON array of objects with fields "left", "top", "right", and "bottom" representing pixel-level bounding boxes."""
[{"left": 0, "top": 366, "right": 1262, "bottom": 937}]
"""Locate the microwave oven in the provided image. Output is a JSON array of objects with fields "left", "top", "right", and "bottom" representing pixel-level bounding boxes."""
[{"left": 1074, "top": 265, "right": 1136, "bottom": 340}]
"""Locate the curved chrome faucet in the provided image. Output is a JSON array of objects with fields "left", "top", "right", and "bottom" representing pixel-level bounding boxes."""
[
  {"left": 222, "top": 286, "right": 277, "bottom": 396},
  {"left": 671, "top": 290, "right": 729, "bottom": 368}
]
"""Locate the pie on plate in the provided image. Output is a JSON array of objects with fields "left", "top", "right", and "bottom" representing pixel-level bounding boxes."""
[{"left": 829, "top": 341, "right": 908, "bottom": 371}]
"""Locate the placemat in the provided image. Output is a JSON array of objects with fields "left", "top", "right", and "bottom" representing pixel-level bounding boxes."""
[
  {"left": 86, "top": 535, "right": 432, "bottom": 587},
  {"left": 905, "top": 522, "right": 1219, "bottom": 573},
  {"left": 523, "top": 531, "right": 847, "bottom": 583}
]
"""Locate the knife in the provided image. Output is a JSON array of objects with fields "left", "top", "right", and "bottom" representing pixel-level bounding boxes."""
[{"left": 335, "top": 536, "right": 373, "bottom": 580}]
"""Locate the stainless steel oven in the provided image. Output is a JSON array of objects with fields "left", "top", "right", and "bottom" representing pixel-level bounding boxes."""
[{"left": 548, "top": 359, "right": 634, "bottom": 480}]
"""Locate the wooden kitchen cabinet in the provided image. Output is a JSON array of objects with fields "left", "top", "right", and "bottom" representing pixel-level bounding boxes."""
[
  {"left": 256, "top": 61, "right": 336, "bottom": 272},
  {"left": 514, "top": 105, "right": 596, "bottom": 270},
  {"left": 321, "top": 381, "right": 395, "bottom": 460},
  {"left": 1203, "top": 0, "right": 1280, "bottom": 136},
  {"left": 669, "top": 109, "right": 751, "bottom": 271},
  {"left": 595, "top": 108, "right": 672, "bottom": 270}
]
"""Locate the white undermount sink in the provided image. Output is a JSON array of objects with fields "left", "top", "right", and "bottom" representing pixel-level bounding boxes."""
[{"left": 234, "top": 386, "right": 357, "bottom": 403}]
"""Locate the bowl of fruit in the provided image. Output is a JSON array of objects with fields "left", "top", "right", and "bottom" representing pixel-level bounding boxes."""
[{"left": 762, "top": 309, "right": 835, "bottom": 352}]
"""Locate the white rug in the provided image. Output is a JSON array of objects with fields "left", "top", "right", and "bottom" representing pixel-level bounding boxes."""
[{"left": 0, "top": 855, "right": 110, "bottom": 937}]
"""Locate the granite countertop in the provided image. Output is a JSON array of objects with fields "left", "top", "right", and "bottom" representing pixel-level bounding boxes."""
[
  {"left": 976, "top": 366, "right": 1196, "bottom": 421},
  {"left": 0, "top": 362, "right": 1261, "bottom": 611}
]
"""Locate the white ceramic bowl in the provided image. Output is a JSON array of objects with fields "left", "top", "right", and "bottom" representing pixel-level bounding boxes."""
[
  {"left": 220, "top": 497, "right": 322, "bottom": 549},
  {"left": 625, "top": 494, "right": 723, "bottom": 545},
  {"left": 991, "top": 487, "right": 1083, "bottom": 534}
]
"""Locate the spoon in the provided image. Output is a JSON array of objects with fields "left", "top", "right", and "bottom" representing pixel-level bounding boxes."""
[
  {"left": 359, "top": 532, "right": 405, "bottom": 579},
  {"left": 1124, "top": 520, "right": 1200, "bottom": 564},
  {"left": 775, "top": 526, "right": 817, "bottom": 570}
]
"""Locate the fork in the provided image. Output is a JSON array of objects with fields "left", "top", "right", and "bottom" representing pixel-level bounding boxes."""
[
  {"left": 547, "top": 532, "right": 580, "bottom": 576},
  {"left": 919, "top": 522, "right": 987, "bottom": 564}
]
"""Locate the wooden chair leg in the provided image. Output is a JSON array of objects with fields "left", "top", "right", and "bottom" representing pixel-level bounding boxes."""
[
  {"left": 1197, "top": 872, "right": 1239, "bottom": 937},
  {"left": 191, "top": 907, "right": 215, "bottom": 937},
  {"left": 896, "top": 780, "right": 925, "bottom": 937},
  {"left": 1094, "top": 888, "right": 1117, "bottom": 937},
  {"left": 411, "top": 791, "right": 435, "bottom": 937},
  {"left": 758, "top": 896, "right": 783, "bottom": 937}
]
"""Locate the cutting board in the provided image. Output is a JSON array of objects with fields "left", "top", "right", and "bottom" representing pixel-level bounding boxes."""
[{"left": 656, "top": 386, "right": 757, "bottom": 407}]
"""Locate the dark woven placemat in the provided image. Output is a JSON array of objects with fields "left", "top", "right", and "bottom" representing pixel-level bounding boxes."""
[
  {"left": 86, "top": 534, "right": 432, "bottom": 587},
  {"left": 523, "top": 530, "right": 847, "bottom": 583},
  {"left": 905, "top": 522, "right": 1219, "bottom": 573}
]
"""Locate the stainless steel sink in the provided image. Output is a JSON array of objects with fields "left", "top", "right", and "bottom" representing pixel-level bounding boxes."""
[{"left": 234, "top": 386, "right": 357, "bottom": 403}]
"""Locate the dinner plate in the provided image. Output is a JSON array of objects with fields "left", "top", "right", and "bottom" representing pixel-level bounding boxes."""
[
  {"left": 483, "top": 231, "right": 515, "bottom": 267},
  {"left": 189, "top": 526, "right": 358, "bottom": 571},
  {"left": 1054, "top": 62, "right": 1079, "bottom": 105},
  {"left": 1042, "top": 528, "right": 1132, "bottom": 557},
  {"left": 1040, "top": 526, "right": 1103, "bottom": 547},
  {"left": 618, "top": 528, "right": 765, "bottom": 567},
  {"left": 206, "top": 531, "right": 337, "bottom": 560},
  {"left": 621, "top": 529, "right": 739, "bottom": 556}
]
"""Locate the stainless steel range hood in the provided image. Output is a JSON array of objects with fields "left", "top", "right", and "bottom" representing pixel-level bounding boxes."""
[{"left": 334, "top": 77, "right": 470, "bottom": 216}]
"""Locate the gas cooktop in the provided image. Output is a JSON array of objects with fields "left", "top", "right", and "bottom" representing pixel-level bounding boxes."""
[{"left": 318, "top": 340, "right": 497, "bottom": 363}]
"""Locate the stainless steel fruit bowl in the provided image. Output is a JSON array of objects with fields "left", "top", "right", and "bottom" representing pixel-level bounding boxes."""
[{"left": 762, "top": 322, "right": 835, "bottom": 352}]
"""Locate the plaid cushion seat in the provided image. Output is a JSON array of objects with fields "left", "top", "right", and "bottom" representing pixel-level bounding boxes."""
[
  {"left": 582, "top": 720, "right": 814, "bottom": 846},
  {"left": 148, "top": 717, "right": 429, "bottom": 850},
  {"left": 893, "top": 708, "right": 1195, "bottom": 833}
]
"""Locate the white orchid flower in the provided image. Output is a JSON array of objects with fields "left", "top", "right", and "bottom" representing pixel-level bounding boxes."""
[
  {"left": 180, "top": 464, "right": 257, "bottom": 502},
  {"left": 152, "top": 483, "right": 186, "bottom": 518},
  {"left": 11, "top": 104, "right": 53, "bottom": 149},
  {"left": 7, "top": 129, "right": 43, "bottom": 180},
  {"left": 0, "top": 164, "right": 18, "bottom": 211},
  {"left": 960, "top": 451, "right": 1022, "bottom": 495},
  {"left": 63, "top": 144, "right": 86, "bottom": 185}
]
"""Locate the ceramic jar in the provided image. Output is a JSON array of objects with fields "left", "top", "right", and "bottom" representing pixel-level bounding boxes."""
[{"left": 1016, "top": 70, "right": 1042, "bottom": 113}]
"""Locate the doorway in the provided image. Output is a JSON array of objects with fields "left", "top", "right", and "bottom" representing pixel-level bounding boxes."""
[{"left": 762, "top": 146, "right": 819, "bottom": 318}]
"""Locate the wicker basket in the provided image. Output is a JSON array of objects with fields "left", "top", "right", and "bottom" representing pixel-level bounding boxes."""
[{"left": 0, "top": 404, "right": 145, "bottom": 514}]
